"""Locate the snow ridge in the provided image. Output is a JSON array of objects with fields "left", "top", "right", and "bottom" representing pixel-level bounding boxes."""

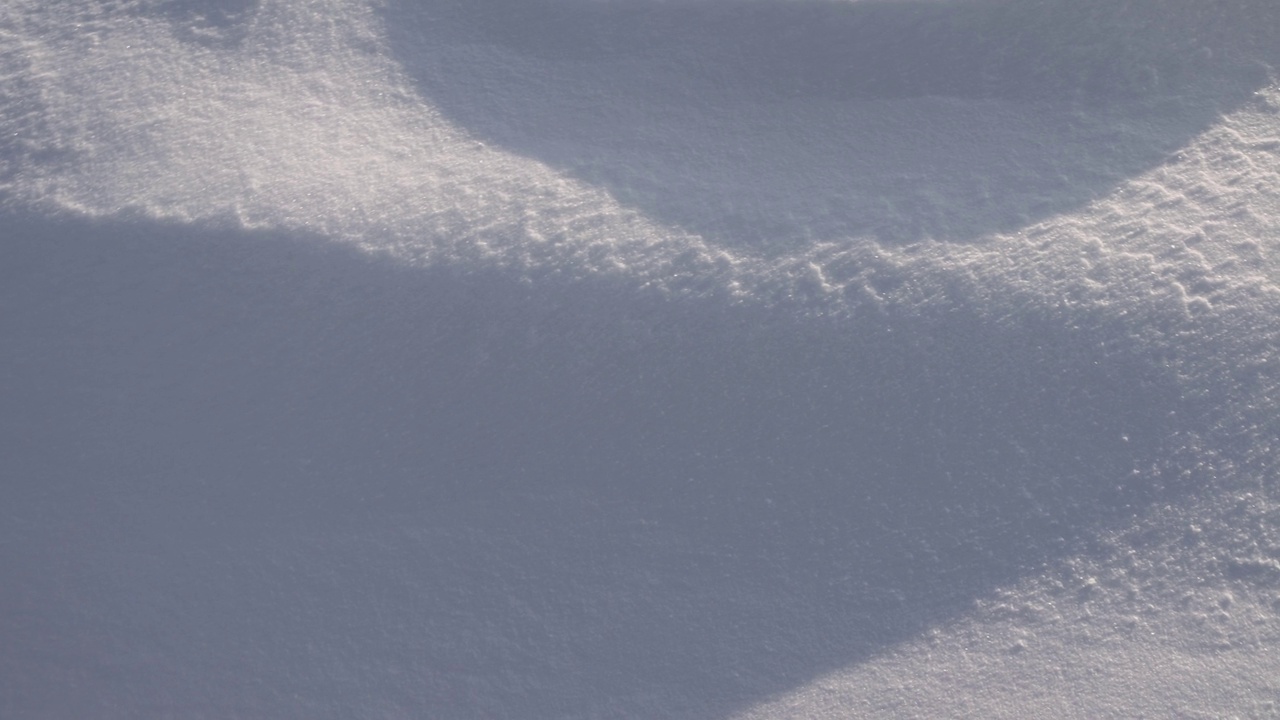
[{"left": 3, "top": 1, "right": 1280, "bottom": 717}]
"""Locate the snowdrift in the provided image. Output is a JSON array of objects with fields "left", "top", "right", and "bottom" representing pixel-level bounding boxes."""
[{"left": 4, "top": 1, "right": 1280, "bottom": 717}]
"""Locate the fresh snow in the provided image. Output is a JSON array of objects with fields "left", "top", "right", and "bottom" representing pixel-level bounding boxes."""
[{"left": 3, "top": 1, "right": 1280, "bottom": 718}]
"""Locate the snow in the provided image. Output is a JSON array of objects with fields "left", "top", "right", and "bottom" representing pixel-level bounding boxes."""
[{"left": 3, "top": 1, "right": 1280, "bottom": 717}]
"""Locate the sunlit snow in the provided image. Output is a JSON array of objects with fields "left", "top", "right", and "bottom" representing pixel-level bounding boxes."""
[{"left": 3, "top": 1, "right": 1280, "bottom": 717}]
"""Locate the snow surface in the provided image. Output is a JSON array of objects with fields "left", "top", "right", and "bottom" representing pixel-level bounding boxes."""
[{"left": 3, "top": 0, "right": 1280, "bottom": 717}]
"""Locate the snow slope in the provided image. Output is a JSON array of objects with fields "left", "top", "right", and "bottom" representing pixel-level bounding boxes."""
[{"left": 3, "top": 1, "right": 1280, "bottom": 717}]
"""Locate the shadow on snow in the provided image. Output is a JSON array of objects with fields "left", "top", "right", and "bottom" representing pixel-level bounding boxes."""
[
  {"left": 381, "top": 0, "right": 1277, "bottom": 253},
  {"left": 1, "top": 211, "right": 1214, "bottom": 718}
]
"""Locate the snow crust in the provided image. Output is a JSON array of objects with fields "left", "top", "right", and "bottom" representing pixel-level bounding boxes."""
[{"left": 4, "top": 1, "right": 1280, "bottom": 717}]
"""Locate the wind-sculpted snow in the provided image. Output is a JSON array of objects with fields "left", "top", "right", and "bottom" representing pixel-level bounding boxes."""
[
  {"left": 3, "top": 1, "right": 1280, "bottom": 717},
  {"left": 389, "top": 0, "right": 1279, "bottom": 253}
]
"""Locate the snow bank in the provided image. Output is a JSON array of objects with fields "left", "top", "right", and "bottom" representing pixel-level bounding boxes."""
[{"left": 3, "top": 1, "right": 1280, "bottom": 717}]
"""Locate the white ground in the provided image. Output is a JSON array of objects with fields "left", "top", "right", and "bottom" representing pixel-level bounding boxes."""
[{"left": 3, "top": 1, "right": 1280, "bottom": 717}]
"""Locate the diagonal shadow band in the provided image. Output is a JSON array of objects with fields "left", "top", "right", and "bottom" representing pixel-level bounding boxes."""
[
  {"left": 380, "top": 0, "right": 1277, "bottom": 252},
  {"left": 2, "top": 211, "right": 1213, "bottom": 718}
]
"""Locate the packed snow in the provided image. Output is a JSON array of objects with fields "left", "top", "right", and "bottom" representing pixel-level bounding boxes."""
[{"left": 3, "top": 1, "right": 1280, "bottom": 717}]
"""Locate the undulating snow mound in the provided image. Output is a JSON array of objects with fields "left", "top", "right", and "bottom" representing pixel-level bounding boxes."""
[{"left": 3, "top": 1, "right": 1280, "bottom": 717}]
